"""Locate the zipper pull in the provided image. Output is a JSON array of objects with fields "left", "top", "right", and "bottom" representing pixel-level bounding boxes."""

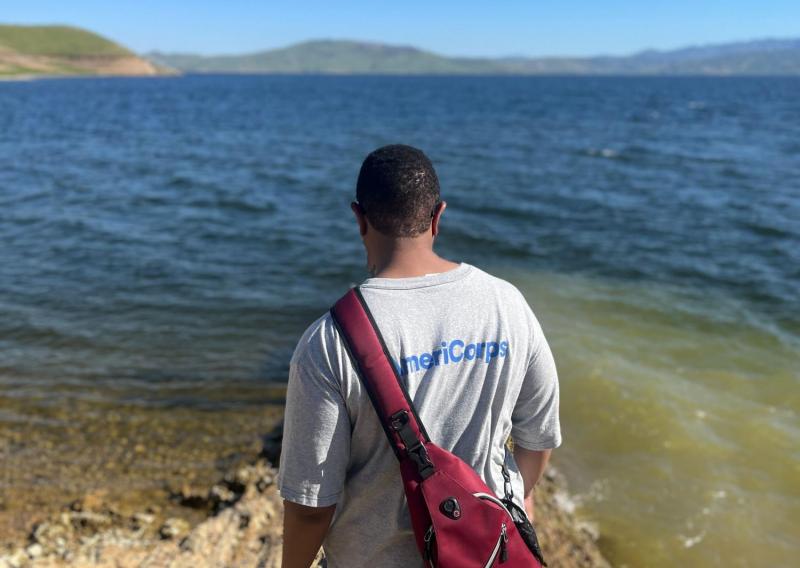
[
  {"left": 500, "top": 523, "right": 508, "bottom": 563},
  {"left": 424, "top": 525, "right": 435, "bottom": 563}
]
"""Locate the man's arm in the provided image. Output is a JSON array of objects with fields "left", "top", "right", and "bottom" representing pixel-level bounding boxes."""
[
  {"left": 513, "top": 445, "right": 552, "bottom": 522},
  {"left": 277, "top": 317, "right": 351, "bottom": 567},
  {"left": 282, "top": 501, "right": 336, "bottom": 568},
  {"left": 510, "top": 298, "right": 560, "bottom": 522}
]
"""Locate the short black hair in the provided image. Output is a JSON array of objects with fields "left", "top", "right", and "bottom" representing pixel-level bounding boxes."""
[{"left": 355, "top": 144, "right": 441, "bottom": 237}]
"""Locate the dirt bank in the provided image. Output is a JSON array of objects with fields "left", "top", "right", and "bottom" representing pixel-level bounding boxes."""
[
  {"left": 0, "top": 51, "right": 172, "bottom": 77},
  {"left": 0, "top": 442, "right": 610, "bottom": 567}
]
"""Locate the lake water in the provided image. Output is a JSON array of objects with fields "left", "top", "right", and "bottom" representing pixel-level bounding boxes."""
[{"left": 1, "top": 75, "right": 798, "bottom": 565}]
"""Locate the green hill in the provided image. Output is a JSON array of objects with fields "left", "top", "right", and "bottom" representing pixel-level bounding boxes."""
[
  {"left": 0, "top": 25, "right": 132, "bottom": 56},
  {"left": 0, "top": 24, "right": 162, "bottom": 77},
  {"left": 149, "top": 37, "right": 800, "bottom": 76},
  {"left": 149, "top": 40, "right": 500, "bottom": 74}
]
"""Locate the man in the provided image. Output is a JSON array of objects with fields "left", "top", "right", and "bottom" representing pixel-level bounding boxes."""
[{"left": 278, "top": 144, "right": 561, "bottom": 568}]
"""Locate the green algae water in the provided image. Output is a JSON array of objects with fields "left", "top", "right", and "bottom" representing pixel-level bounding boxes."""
[
  {"left": 503, "top": 269, "right": 799, "bottom": 566},
  {"left": 1, "top": 75, "right": 798, "bottom": 565}
]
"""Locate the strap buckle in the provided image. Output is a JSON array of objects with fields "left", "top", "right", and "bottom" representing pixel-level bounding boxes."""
[
  {"left": 390, "top": 411, "right": 434, "bottom": 479},
  {"left": 501, "top": 461, "right": 514, "bottom": 501}
]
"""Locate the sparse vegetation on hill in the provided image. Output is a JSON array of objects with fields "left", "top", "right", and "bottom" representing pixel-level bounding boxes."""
[
  {"left": 0, "top": 24, "right": 164, "bottom": 77},
  {"left": 0, "top": 25, "right": 131, "bottom": 56}
]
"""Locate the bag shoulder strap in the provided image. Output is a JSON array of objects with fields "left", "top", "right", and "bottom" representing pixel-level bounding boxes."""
[{"left": 330, "top": 286, "right": 434, "bottom": 478}]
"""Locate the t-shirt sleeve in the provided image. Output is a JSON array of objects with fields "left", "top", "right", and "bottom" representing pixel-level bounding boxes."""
[
  {"left": 276, "top": 316, "right": 351, "bottom": 507},
  {"left": 511, "top": 303, "right": 562, "bottom": 451}
]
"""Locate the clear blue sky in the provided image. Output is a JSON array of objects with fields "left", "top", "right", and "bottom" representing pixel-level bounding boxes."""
[{"left": 4, "top": 1, "right": 797, "bottom": 56}]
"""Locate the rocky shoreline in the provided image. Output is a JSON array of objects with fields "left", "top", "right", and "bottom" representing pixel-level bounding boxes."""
[{"left": 1, "top": 431, "right": 610, "bottom": 568}]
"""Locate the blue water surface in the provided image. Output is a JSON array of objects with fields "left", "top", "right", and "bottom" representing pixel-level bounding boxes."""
[{"left": 0, "top": 74, "right": 798, "bottom": 385}]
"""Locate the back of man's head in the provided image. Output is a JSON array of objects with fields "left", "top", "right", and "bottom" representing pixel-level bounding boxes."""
[{"left": 356, "top": 145, "right": 441, "bottom": 238}]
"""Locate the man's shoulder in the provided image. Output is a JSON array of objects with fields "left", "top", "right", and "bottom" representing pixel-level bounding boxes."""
[
  {"left": 290, "top": 311, "right": 338, "bottom": 366},
  {"left": 466, "top": 265, "right": 529, "bottom": 303}
]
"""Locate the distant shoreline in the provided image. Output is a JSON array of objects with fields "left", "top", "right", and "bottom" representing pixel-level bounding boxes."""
[
  {"left": 0, "top": 71, "right": 178, "bottom": 82},
  {"left": 2, "top": 71, "right": 799, "bottom": 82},
  {"left": 0, "top": 74, "right": 170, "bottom": 82}
]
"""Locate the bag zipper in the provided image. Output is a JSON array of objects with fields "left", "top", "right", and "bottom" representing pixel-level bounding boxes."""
[
  {"left": 483, "top": 522, "right": 508, "bottom": 567},
  {"left": 423, "top": 525, "right": 436, "bottom": 567},
  {"left": 500, "top": 523, "right": 508, "bottom": 562},
  {"left": 473, "top": 492, "right": 513, "bottom": 515},
  {"left": 472, "top": 493, "right": 512, "bottom": 565}
]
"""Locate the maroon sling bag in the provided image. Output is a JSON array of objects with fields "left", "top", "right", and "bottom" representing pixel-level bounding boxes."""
[{"left": 330, "top": 286, "right": 547, "bottom": 567}]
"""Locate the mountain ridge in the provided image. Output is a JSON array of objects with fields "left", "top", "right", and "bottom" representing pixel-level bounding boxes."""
[{"left": 147, "top": 37, "right": 800, "bottom": 75}]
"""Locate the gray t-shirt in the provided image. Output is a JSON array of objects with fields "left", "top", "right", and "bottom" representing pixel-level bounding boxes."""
[{"left": 277, "top": 262, "right": 561, "bottom": 568}]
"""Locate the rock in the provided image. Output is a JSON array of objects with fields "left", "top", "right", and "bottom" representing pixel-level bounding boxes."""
[
  {"left": 159, "top": 517, "right": 190, "bottom": 540},
  {"left": 209, "top": 484, "right": 236, "bottom": 507},
  {"left": 30, "top": 520, "right": 73, "bottom": 554},
  {"left": 256, "top": 475, "right": 273, "bottom": 493},
  {"left": 259, "top": 423, "right": 283, "bottom": 465},
  {"left": 133, "top": 512, "right": 155, "bottom": 525},
  {"left": 5, "top": 549, "right": 28, "bottom": 568},
  {"left": 234, "top": 466, "right": 253, "bottom": 485},
  {"left": 0, "top": 432, "right": 612, "bottom": 568},
  {"left": 131, "top": 512, "right": 156, "bottom": 531},
  {"left": 68, "top": 511, "right": 113, "bottom": 531},
  {"left": 169, "top": 483, "right": 211, "bottom": 510}
]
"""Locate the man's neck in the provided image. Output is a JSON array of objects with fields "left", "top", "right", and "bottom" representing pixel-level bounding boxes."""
[{"left": 368, "top": 246, "right": 459, "bottom": 279}]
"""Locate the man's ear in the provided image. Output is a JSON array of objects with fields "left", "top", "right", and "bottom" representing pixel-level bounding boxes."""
[
  {"left": 431, "top": 201, "right": 447, "bottom": 237},
  {"left": 351, "top": 201, "right": 368, "bottom": 237}
]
